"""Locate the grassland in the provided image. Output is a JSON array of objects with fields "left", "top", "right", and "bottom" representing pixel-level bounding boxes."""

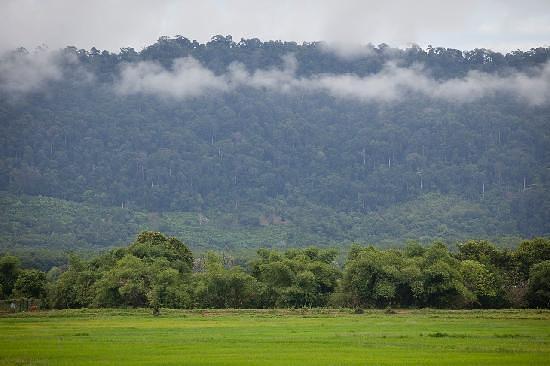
[{"left": 0, "top": 309, "right": 549, "bottom": 365}]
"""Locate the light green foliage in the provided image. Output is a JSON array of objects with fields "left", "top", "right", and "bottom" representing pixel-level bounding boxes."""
[
  {"left": 128, "top": 231, "right": 193, "bottom": 274},
  {"left": 343, "top": 243, "right": 473, "bottom": 308},
  {"left": 457, "top": 240, "right": 502, "bottom": 266},
  {"left": 49, "top": 232, "right": 194, "bottom": 309},
  {"left": 13, "top": 269, "right": 46, "bottom": 298},
  {"left": 419, "top": 243, "right": 469, "bottom": 307},
  {"left": 94, "top": 254, "right": 150, "bottom": 307},
  {"left": 460, "top": 260, "right": 498, "bottom": 304},
  {"left": 49, "top": 255, "right": 98, "bottom": 308},
  {"left": 4, "top": 231, "right": 550, "bottom": 309},
  {"left": 193, "top": 252, "right": 260, "bottom": 308},
  {"left": 342, "top": 246, "right": 407, "bottom": 307},
  {"left": 148, "top": 261, "right": 190, "bottom": 310},
  {"left": 515, "top": 238, "right": 550, "bottom": 279},
  {"left": 251, "top": 247, "right": 340, "bottom": 307}
]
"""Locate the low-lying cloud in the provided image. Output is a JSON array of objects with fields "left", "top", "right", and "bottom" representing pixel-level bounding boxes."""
[
  {"left": 115, "top": 55, "right": 550, "bottom": 105},
  {"left": 115, "top": 57, "right": 228, "bottom": 98},
  {"left": 0, "top": 49, "right": 65, "bottom": 94},
  {"left": 2, "top": 49, "right": 548, "bottom": 105},
  {"left": 0, "top": 48, "right": 90, "bottom": 96}
]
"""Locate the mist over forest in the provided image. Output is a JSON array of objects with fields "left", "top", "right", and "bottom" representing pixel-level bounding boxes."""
[{"left": 0, "top": 36, "right": 549, "bottom": 253}]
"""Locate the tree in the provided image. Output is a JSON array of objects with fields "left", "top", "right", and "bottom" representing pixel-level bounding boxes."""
[
  {"left": 342, "top": 247, "right": 404, "bottom": 307},
  {"left": 94, "top": 254, "right": 150, "bottom": 307},
  {"left": 515, "top": 238, "right": 550, "bottom": 279},
  {"left": 457, "top": 240, "right": 500, "bottom": 265},
  {"left": 460, "top": 260, "right": 498, "bottom": 307},
  {"left": 417, "top": 243, "right": 470, "bottom": 308},
  {"left": 251, "top": 248, "right": 340, "bottom": 307},
  {"left": 148, "top": 258, "right": 191, "bottom": 310},
  {"left": 49, "top": 255, "right": 98, "bottom": 308},
  {"left": 526, "top": 260, "right": 550, "bottom": 308},
  {"left": 13, "top": 269, "right": 46, "bottom": 298},
  {"left": 128, "top": 231, "right": 193, "bottom": 274},
  {"left": 193, "top": 252, "right": 260, "bottom": 308},
  {"left": 0, "top": 255, "right": 21, "bottom": 298}
]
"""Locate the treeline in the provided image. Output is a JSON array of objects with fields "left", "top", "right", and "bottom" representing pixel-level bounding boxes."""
[
  {"left": 1, "top": 232, "right": 549, "bottom": 310},
  {"left": 31, "top": 35, "right": 550, "bottom": 77}
]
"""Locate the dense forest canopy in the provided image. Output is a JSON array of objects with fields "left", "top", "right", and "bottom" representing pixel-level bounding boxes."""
[{"left": 0, "top": 35, "right": 549, "bottom": 251}]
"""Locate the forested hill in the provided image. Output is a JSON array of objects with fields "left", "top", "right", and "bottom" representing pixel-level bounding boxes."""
[{"left": 0, "top": 36, "right": 549, "bottom": 251}]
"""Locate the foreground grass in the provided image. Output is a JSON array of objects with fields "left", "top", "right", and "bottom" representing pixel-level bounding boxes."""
[{"left": 0, "top": 309, "right": 549, "bottom": 365}]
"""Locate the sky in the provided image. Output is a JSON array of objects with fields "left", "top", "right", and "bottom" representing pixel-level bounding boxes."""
[{"left": 0, "top": 0, "right": 549, "bottom": 53}]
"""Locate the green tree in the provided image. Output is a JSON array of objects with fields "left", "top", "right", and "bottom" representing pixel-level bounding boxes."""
[
  {"left": 526, "top": 260, "right": 550, "bottom": 308},
  {"left": 515, "top": 238, "right": 550, "bottom": 279},
  {"left": 0, "top": 255, "right": 21, "bottom": 298},
  {"left": 13, "top": 269, "right": 46, "bottom": 298},
  {"left": 49, "top": 255, "right": 98, "bottom": 308},
  {"left": 460, "top": 260, "right": 498, "bottom": 307},
  {"left": 148, "top": 258, "right": 191, "bottom": 310},
  {"left": 342, "top": 247, "right": 405, "bottom": 307},
  {"left": 417, "top": 243, "right": 470, "bottom": 308},
  {"left": 128, "top": 231, "right": 193, "bottom": 274},
  {"left": 94, "top": 254, "right": 150, "bottom": 307},
  {"left": 457, "top": 240, "right": 500, "bottom": 265},
  {"left": 193, "top": 252, "right": 260, "bottom": 308},
  {"left": 251, "top": 247, "right": 340, "bottom": 307}
]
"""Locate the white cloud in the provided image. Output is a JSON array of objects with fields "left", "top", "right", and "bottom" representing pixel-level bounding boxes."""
[
  {"left": 115, "top": 57, "right": 228, "bottom": 98},
  {"left": 318, "top": 42, "right": 377, "bottom": 60},
  {"left": 114, "top": 55, "right": 550, "bottom": 106},
  {"left": 0, "top": 48, "right": 70, "bottom": 94},
  {"left": 0, "top": 48, "right": 93, "bottom": 97}
]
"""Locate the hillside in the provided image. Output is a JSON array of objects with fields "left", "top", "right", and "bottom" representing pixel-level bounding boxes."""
[
  {"left": 0, "top": 192, "right": 524, "bottom": 253},
  {"left": 0, "top": 36, "right": 549, "bottom": 252}
]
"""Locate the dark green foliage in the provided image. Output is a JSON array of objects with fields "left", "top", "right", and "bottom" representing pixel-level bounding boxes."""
[
  {"left": 1, "top": 39, "right": 549, "bottom": 251},
  {"left": 13, "top": 269, "right": 46, "bottom": 298},
  {"left": 526, "top": 261, "right": 550, "bottom": 308},
  {"left": 0, "top": 255, "right": 20, "bottom": 298}
]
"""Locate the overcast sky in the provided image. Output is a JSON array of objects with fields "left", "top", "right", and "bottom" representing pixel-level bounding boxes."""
[{"left": 1, "top": 0, "right": 549, "bottom": 53}]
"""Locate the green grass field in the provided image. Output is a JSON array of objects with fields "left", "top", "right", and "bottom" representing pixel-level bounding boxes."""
[{"left": 0, "top": 309, "right": 549, "bottom": 365}]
